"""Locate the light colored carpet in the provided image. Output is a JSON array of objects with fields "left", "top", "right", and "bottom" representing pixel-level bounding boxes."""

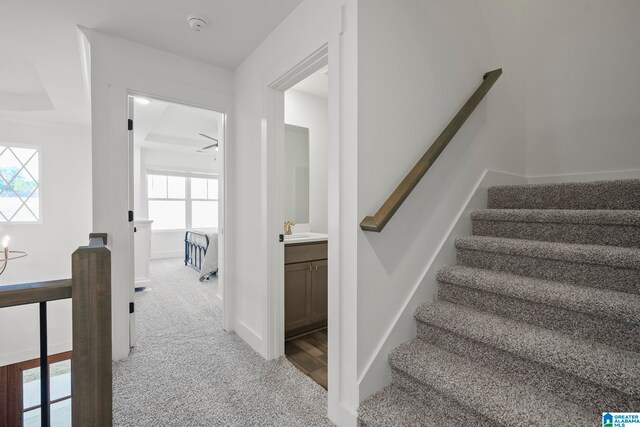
[{"left": 113, "top": 259, "right": 332, "bottom": 427}]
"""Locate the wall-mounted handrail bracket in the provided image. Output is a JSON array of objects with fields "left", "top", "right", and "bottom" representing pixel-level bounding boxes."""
[{"left": 360, "top": 69, "right": 503, "bottom": 232}]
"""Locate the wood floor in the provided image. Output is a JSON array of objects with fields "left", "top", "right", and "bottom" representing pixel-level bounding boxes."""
[{"left": 285, "top": 329, "right": 327, "bottom": 390}]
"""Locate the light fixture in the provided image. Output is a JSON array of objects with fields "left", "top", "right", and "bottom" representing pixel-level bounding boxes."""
[
  {"left": 134, "top": 97, "right": 150, "bottom": 105},
  {"left": 0, "top": 235, "right": 27, "bottom": 275}
]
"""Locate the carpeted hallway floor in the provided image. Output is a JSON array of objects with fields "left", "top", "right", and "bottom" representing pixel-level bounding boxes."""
[{"left": 113, "top": 258, "right": 332, "bottom": 427}]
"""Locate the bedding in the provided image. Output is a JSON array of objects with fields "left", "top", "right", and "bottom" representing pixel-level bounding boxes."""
[
  {"left": 184, "top": 230, "right": 218, "bottom": 280},
  {"left": 199, "top": 232, "right": 218, "bottom": 281}
]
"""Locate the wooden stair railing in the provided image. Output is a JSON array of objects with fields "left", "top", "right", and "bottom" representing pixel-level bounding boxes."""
[
  {"left": 0, "top": 233, "right": 111, "bottom": 427},
  {"left": 360, "top": 69, "right": 503, "bottom": 232}
]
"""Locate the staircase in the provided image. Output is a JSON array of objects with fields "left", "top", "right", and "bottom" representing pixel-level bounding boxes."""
[{"left": 359, "top": 179, "right": 640, "bottom": 426}]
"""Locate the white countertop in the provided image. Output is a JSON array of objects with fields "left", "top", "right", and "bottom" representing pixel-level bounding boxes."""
[{"left": 284, "top": 232, "right": 328, "bottom": 244}]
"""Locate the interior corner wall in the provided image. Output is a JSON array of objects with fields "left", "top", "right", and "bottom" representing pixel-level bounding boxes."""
[
  {"left": 232, "top": 1, "right": 359, "bottom": 425},
  {"left": 356, "top": 0, "right": 529, "bottom": 400},
  {"left": 87, "top": 29, "right": 233, "bottom": 361},
  {"left": 232, "top": 0, "right": 338, "bottom": 356},
  {"left": 524, "top": 0, "right": 640, "bottom": 178},
  {"left": 284, "top": 90, "right": 329, "bottom": 233},
  {"left": 0, "top": 119, "right": 91, "bottom": 366}
]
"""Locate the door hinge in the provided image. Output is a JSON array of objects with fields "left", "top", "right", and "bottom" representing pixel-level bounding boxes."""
[
  {"left": 128, "top": 210, "right": 134, "bottom": 222},
  {"left": 279, "top": 234, "right": 284, "bottom": 242},
  {"left": 128, "top": 119, "right": 133, "bottom": 131},
  {"left": 130, "top": 302, "right": 135, "bottom": 314}
]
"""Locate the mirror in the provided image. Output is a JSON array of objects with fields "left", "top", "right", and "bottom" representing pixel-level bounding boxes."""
[{"left": 284, "top": 124, "right": 309, "bottom": 224}]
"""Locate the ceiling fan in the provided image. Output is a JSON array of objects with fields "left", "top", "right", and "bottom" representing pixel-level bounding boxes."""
[{"left": 197, "top": 133, "right": 218, "bottom": 152}]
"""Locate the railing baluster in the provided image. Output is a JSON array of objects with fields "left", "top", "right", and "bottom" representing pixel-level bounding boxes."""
[{"left": 39, "top": 301, "right": 50, "bottom": 427}]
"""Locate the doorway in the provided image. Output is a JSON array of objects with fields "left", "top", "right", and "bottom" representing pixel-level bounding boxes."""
[
  {"left": 281, "top": 67, "right": 330, "bottom": 389},
  {"left": 127, "top": 95, "right": 226, "bottom": 348}
]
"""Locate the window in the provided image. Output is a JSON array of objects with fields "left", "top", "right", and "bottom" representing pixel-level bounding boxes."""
[
  {"left": 0, "top": 351, "right": 72, "bottom": 426},
  {"left": 147, "top": 172, "right": 218, "bottom": 231},
  {"left": 0, "top": 145, "right": 40, "bottom": 222}
]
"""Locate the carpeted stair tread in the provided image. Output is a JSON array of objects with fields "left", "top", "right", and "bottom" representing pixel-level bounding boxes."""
[
  {"left": 415, "top": 301, "right": 640, "bottom": 397},
  {"left": 471, "top": 209, "right": 640, "bottom": 247},
  {"left": 436, "top": 265, "right": 640, "bottom": 324},
  {"left": 471, "top": 208, "right": 640, "bottom": 226},
  {"left": 487, "top": 179, "right": 640, "bottom": 210},
  {"left": 455, "top": 235, "right": 640, "bottom": 269},
  {"left": 358, "top": 384, "right": 483, "bottom": 427},
  {"left": 389, "top": 339, "right": 595, "bottom": 426}
]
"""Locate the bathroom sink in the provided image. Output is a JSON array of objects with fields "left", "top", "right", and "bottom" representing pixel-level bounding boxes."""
[{"left": 284, "top": 232, "right": 328, "bottom": 244}]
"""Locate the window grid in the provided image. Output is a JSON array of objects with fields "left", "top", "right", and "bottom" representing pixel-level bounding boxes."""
[
  {"left": 0, "top": 145, "right": 40, "bottom": 223},
  {"left": 147, "top": 172, "right": 218, "bottom": 231}
]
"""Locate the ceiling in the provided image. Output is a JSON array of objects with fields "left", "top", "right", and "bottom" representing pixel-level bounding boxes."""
[
  {"left": 133, "top": 97, "right": 221, "bottom": 157},
  {"left": 0, "top": 0, "right": 303, "bottom": 127},
  {"left": 289, "top": 66, "right": 329, "bottom": 99}
]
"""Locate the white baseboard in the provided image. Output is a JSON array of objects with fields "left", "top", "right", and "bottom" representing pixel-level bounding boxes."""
[
  {"left": 150, "top": 251, "right": 183, "bottom": 260},
  {"left": 357, "top": 170, "right": 527, "bottom": 401},
  {"left": 214, "top": 293, "right": 223, "bottom": 310},
  {"left": 328, "top": 398, "right": 359, "bottom": 427},
  {"left": 528, "top": 168, "right": 640, "bottom": 184},
  {"left": 234, "top": 320, "right": 263, "bottom": 356}
]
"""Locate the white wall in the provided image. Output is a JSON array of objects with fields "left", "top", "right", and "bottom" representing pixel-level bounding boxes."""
[
  {"left": 85, "top": 29, "right": 233, "bottom": 361},
  {"left": 0, "top": 118, "right": 91, "bottom": 366},
  {"left": 232, "top": 1, "right": 359, "bottom": 425},
  {"left": 285, "top": 90, "right": 329, "bottom": 233},
  {"left": 356, "top": 0, "right": 529, "bottom": 400},
  {"left": 525, "top": 0, "right": 640, "bottom": 177}
]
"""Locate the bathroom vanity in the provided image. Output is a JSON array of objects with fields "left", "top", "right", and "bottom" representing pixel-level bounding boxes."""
[{"left": 284, "top": 236, "right": 328, "bottom": 339}]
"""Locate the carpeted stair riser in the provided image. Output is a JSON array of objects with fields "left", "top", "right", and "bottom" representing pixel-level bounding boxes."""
[
  {"left": 438, "top": 282, "right": 640, "bottom": 352},
  {"left": 358, "top": 383, "right": 482, "bottom": 427},
  {"left": 457, "top": 247, "right": 640, "bottom": 295},
  {"left": 472, "top": 219, "right": 640, "bottom": 248},
  {"left": 388, "top": 340, "right": 596, "bottom": 426},
  {"left": 358, "top": 383, "right": 474, "bottom": 427},
  {"left": 359, "top": 379, "right": 494, "bottom": 427},
  {"left": 416, "top": 321, "right": 640, "bottom": 413},
  {"left": 415, "top": 302, "right": 640, "bottom": 399},
  {"left": 436, "top": 266, "right": 640, "bottom": 324},
  {"left": 487, "top": 179, "right": 640, "bottom": 210},
  {"left": 390, "top": 369, "right": 496, "bottom": 427}
]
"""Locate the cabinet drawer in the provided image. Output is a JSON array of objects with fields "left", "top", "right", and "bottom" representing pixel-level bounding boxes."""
[{"left": 285, "top": 241, "right": 327, "bottom": 264}]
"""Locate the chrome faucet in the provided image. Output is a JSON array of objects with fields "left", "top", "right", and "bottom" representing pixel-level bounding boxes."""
[{"left": 284, "top": 220, "right": 295, "bottom": 235}]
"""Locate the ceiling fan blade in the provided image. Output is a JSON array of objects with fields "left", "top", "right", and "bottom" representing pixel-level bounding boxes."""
[{"left": 199, "top": 133, "right": 218, "bottom": 142}]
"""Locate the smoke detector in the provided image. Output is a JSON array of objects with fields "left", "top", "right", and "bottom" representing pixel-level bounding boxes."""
[{"left": 187, "top": 16, "right": 209, "bottom": 32}]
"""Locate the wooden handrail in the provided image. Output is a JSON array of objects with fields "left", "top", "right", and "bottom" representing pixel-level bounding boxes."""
[
  {"left": 0, "top": 279, "right": 71, "bottom": 308},
  {"left": 0, "top": 233, "right": 112, "bottom": 427},
  {"left": 360, "top": 69, "right": 503, "bottom": 232}
]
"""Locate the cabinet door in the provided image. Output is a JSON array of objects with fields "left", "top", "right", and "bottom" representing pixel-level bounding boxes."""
[
  {"left": 310, "top": 260, "right": 328, "bottom": 323},
  {"left": 285, "top": 262, "right": 312, "bottom": 332}
]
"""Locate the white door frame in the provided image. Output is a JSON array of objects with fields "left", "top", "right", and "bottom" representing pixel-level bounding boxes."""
[
  {"left": 264, "top": 45, "right": 329, "bottom": 359},
  {"left": 126, "top": 91, "right": 231, "bottom": 332}
]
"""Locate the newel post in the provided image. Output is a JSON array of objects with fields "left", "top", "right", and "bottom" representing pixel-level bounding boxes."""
[{"left": 71, "top": 234, "right": 112, "bottom": 426}]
